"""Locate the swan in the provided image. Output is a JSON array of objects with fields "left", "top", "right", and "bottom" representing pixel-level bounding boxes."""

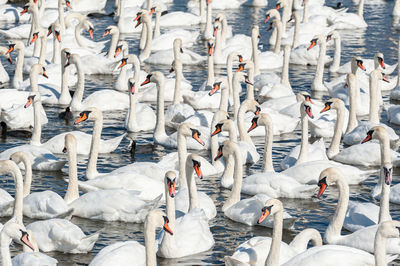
[
  {"left": 280, "top": 101, "right": 328, "bottom": 169},
  {"left": 328, "top": 0, "right": 367, "bottom": 29},
  {"left": 212, "top": 118, "right": 260, "bottom": 165},
  {"left": 0, "top": 218, "right": 57, "bottom": 266},
  {"left": 61, "top": 133, "right": 163, "bottom": 222},
  {"left": 67, "top": 53, "right": 129, "bottom": 111},
  {"left": 0, "top": 93, "right": 66, "bottom": 171},
  {"left": 282, "top": 221, "right": 400, "bottom": 266},
  {"left": 242, "top": 113, "right": 317, "bottom": 198},
  {"left": 309, "top": 34, "right": 329, "bottom": 91},
  {"left": 261, "top": 91, "right": 315, "bottom": 117},
  {"left": 316, "top": 167, "right": 400, "bottom": 254},
  {"left": 145, "top": 38, "right": 205, "bottom": 65},
  {"left": 225, "top": 199, "right": 322, "bottom": 265},
  {"left": 156, "top": 4, "right": 201, "bottom": 27},
  {"left": 0, "top": 46, "right": 11, "bottom": 84},
  {"left": 337, "top": 52, "right": 396, "bottom": 75},
  {"left": 0, "top": 65, "right": 48, "bottom": 131},
  {"left": 88, "top": 209, "right": 173, "bottom": 266},
  {"left": 157, "top": 169, "right": 214, "bottom": 258},
  {"left": 215, "top": 140, "right": 296, "bottom": 229},
  {"left": 0, "top": 3, "right": 31, "bottom": 23}
]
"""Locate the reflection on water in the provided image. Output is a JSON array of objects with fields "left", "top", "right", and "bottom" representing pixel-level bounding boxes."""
[{"left": 1, "top": 0, "right": 400, "bottom": 265}]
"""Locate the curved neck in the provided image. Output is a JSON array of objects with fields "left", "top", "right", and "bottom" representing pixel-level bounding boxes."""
[
  {"left": 262, "top": 118, "right": 274, "bottom": 172},
  {"left": 237, "top": 103, "right": 253, "bottom": 144},
  {"left": 273, "top": 21, "right": 282, "bottom": 54},
  {"left": 331, "top": 35, "right": 341, "bottom": 71},
  {"left": 313, "top": 40, "right": 327, "bottom": 89},
  {"left": 325, "top": 175, "right": 349, "bottom": 242},
  {"left": 289, "top": 229, "right": 322, "bottom": 253},
  {"left": 141, "top": 18, "right": 153, "bottom": 60},
  {"left": 70, "top": 58, "right": 85, "bottom": 111},
  {"left": 220, "top": 18, "right": 228, "bottom": 46},
  {"left": 21, "top": 159, "right": 32, "bottom": 197},
  {"left": 13, "top": 46, "right": 24, "bottom": 89},
  {"left": 357, "top": 0, "right": 364, "bottom": 17},
  {"left": 186, "top": 163, "right": 199, "bottom": 212},
  {"left": 173, "top": 67, "right": 183, "bottom": 104},
  {"left": 369, "top": 73, "right": 380, "bottom": 124},
  {"left": 86, "top": 116, "right": 103, "bottom": 179},
  {"left": 64, "top": 144, "right": 79, "bottom": 204},
  {"left": 30, "top": 99, "right": 42, "bottom": 145},
  {"left": 328, "top": 104, "right": 345, "bottom": 158},
  {"left": 177, "top": 133, "right": 188, "bottom": 189},
  {"left": 108, "top": 32, "right": 119, "bottom": 59},
  {"left": 222, "top": 145, "right": 243, "bottom": 212},
  {"left": 346, "top": 78, "right": 358, "bottom": 134},
  {"left": 232, "top": 74, "right": 241, "bottom": 121},
  {"left": 296, "top": 113, "right": 309, "bottom": 165},
  {"left": 265, "top": 210, "right": 283, "bottom": 266},
  {"left": 154, "top": 77, "right": 168, "bottom": 143},
  {"left": 75, "top": 22, "right": 87, "bottom": 48}
]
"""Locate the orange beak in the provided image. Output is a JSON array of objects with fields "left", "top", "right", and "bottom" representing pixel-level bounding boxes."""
[
  {"left": 320, "top": 105, "right": 330, "bottom": 113},
  {"left": 102, "top": 30, "right": 110, "bottom": 38},
  {"left": 55, "top": 32, "right": 61, "bottom": 42},
  {"left": 24, "top": 97, "right": 33, "bottom": 108},
  {"left": 382, "top": 74, "right": 390, "bottom": 83},
  {"left": 257, "top": 207, "right": 271, "bottom": 224},
  {"left": 118, "top": 59, "right": 127, "bottom": 69},
  {"left": 305, "top": 106, "right": 314, "bottom": 119},
  {"left": 264, "top": 14, "right": 270, "bottom": 24},
  {"left": 208, "top": 45, "right": 213, "bottom": 56},
  {"left": 6, "top": 45, "right": 14, "bottom": 54},
  {"left": 7, "top": 55, "right": 12, "bottom": 64},
  {"left": 114, "top": 47, "right": 122, "bottom": 57},
  {"left": 214, "top": 146, "right": 223, "bottom": 161},
  {"left": 192, "top": 132, "right": 205, "bottom": 146},
  {"left": 209, "top": 83, "right": 220, "bottom": 96},
  {"left": 248, "top": 120, "right": 258, "bottom": 133},
  {"left": 378, "top": 58, "right": 385, "bottom": 69},
  {"left": 307, "top": 40, "right": 316, "bottom": 51},
  {"left": 305, "top": 96, "right": 314, "bottom": 104},
  {"left": 66, "top": 0, "right": 72, "bottom": 9},
  {"left": 74, "top": 113, "right": 88, "bottom": 124},
  {"left": 20, "top": 7, "right": 28, "bottom": 15},
  {"left": 30, "top": 34, "right": 38, "bottom": 45},
  {"left": 88, "top": 28, "right": 94, "bottom": 39},
  {"left": 317, "top": 183, "right": 327, "bottom": 198},
  {"left": 47, "top": 27, "right": 52, "bottom": 37},
  {"left": 42, "top": 70, "right": 48, "bottom": 79},
  {"left": 238, "top": 55, "right": 243, "bottom": 62},
  {"left": 130, "top": 83, "right": 135, "bottom": 95},
  {"left": 135, "top": 18, "right": 142, "bottom": 28},
  {"left": 194, "top": 164, "right": 203, "bottom": 179},
  {"left": 275, "top": 3, "right": 281, "bottom": 9},
  {"left": 254, "top": 106, "right": 261, "bottom": 115},
  {"left": 236, "top": 64, "right": 244, "bottom": 72},
  {"left": 206, "top": 0, "right": 210, "bottom": 5},
  {"left": 357, "top": 61, "right": 366, "bottom": 71},
  {"left": 168, "top": 180, "right": 176, "bottom": 197},
  {"left": 211, "top": 126, "right": 221, "bottom": 136},
  {"left": 141, "top": 76, "right": 151, "bottom": 86},
  {"left": 134, "top": 13, "right": 141, "bottom": 21},
  {"left": 163, "top": 218, "right": 174, "bottom": 235},
  {"left": 149, "top": 7, "right": 156, "bottom": 15},
  {"left": 361, "top": 134, "right": 372, "bottom": 144},
  {"left": 213, "top": 27, "right": 218, "bottom": 37},
  {"left": 20, "top": 232, "right": 34, "bottom": 251}
]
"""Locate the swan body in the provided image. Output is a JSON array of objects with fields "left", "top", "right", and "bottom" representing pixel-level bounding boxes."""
[
  {"left": 343, "top": 201, "right": 379, "bottom": 232},
  {"left": 89, "top": 241, "right": 145, "bottom": 266},
  {"left": 26, "top": 219, "right": 100, "bottom": 253},
  {"left": 23, "top": 190, "right": 72, "bottom": 219}
]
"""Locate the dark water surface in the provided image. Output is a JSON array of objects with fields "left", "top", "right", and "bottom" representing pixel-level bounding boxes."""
[{"left": 1, "top": 0, "right": 400, "bottom": 265}]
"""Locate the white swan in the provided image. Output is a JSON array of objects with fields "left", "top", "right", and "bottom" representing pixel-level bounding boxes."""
[
  {"left": 215, "top": 140, "right": 296, "bottom": 229},
  {"left": 309, "top": 34, "right": 329, "bottom": 91},
  {"left": 328, "top": 0, "right": 367, "bottom": 29},
  {"left": 0, "top": 218, "right": 57, "bottom": 266},
  {"left": 242, "top": 113, "right": 317, "bottom": 198},
  {"left": 0, "top": 46, "right": 11, "bottom": 84},
  {"left": 88, "top": 209, "right": 173, "bottom": 266},
  {"left": 225, "top": 199, "right": 322, "bottom": 265},
  {"left": 157, "top": 168, "right": 214, "bottom": 258},
  {"left": 316, "top": 167, "right": 400, "bottom": 254},
  {"left": 0, "top": 92, "right": 66, "bottom": 171}
]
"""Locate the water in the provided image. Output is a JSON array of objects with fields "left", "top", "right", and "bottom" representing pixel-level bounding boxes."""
[{"left": 1, "top": 0, "right": 400, "bottom": 265}]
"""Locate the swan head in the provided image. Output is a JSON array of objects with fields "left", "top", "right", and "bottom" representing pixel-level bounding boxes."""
[
  {"left": 209, "top": 77, "right": 227, "bottom": 96},
  {"left": 326, "top": 30, "right": 340, "bottom": 43},
  {"left": 64, "top": 0, "right": 72, "bottom": 9},
  {"left": 233, "top": 71, "right": 252, "bottom": 86},
  {"left": 377, "top": 221, "right": 400, "bottom": 240},
  {"left": 83, "top": 20, "right": 94, "bottom": 39},
  {"left": 74, "top": 107, "right": 101, "bottom": 125},
  {"left": 115, "top": 40, "right": 128, "bottom": 58},
  {"left": 1, "top": 218, "right": 34, "bottom": 251},
  {"left": 48, "top": 22, "right": 61, "bottom": 42},
  {"left": 62, "top": 48, "right": 72, "bottom": 67},
  {"left": 361, "top": 126, "right": 389, "bottom": 144},
  {"left": 212, "top": 119, "right": 233, "bottom": 136},
  {"left": 128, "top": 78, "right": 136, "bottom": 95},
  {"left": 6, "top": 40, "right": 24, "bottom": 55},
  {"left": 145, "top": 210, "right": 173, "bottom": 235},
  {"left": 207, "top": 39, "right": 214, "bottom": 56},
  {"left": 9, "top": 151, "right": 30, "bottom": 167},
  {"left": 307, "top": 34, "right": 324, "bottom": 50},
  {"left": 276, "top": 0, "right": 290, "bottom": 9},
  {"left": 248, "top": 113, "right": 272, "bottom": 133},
  {"left": 239, "top": 99, "right": 261, "bottom": 116},
  {"left": 178, "top": 123, "right": 205, "bottom": 146},
  {"left": 257, "top": 198, "right": 283, "bottom": 224},
  {"left": 140, "top": 71, "right": 164, "bottom": 87},
  {"left": 165, "top": 171, "right": 176, "bottom": 198},
  {"left": 374, "top": 52, "right": 385, "bottom": 70},
  {"left": 24, "top": 91, "right": 41, "bottom": 108},
  {"left": 300, "top": 101, "right": 314, "bottom": 119},
  {"left": 103, "top": 25, "right": 119, "bottom": 38},
  {"left": 173, "top": 38, "right": 183, "bottom": 54},
  {"left": 351, "top": 56, "right": 366, "bottom": 72},
  {"left": 187, "top": 154, "right": 204, "bottom": 180},
  {"left": 317, "top": 167, "right": 345, "bottom": 198},
  {"left": 0, "top": 160, "right": 21, "bottom": 179},
  {"left": 31, "top": 64, "right": 48, "bottom": 79},
  {"left": 0, "top": 47, "right": 12, "bottom": 64},
  {"left": 215, "top": 12, "right": 226, "bottom": 23},
  {"left": 214, "top": 140, "right": 239, "bottom": 161},
  {"left": 320, "top": 98, "right": 344, "bottom": 113},
  {"left": 265, "top": 9, "right": 280, "bottom": 24},
  {"left": 63, "top": 133, "right": 77, "bottom": 154},
  {"left": 213, "top": 20, "right": 221, "bottom": 37},
  {"left": 296, "top": 92, "right": 313, "bottom": 103}
]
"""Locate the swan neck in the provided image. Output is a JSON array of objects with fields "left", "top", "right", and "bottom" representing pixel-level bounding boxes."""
[
  {"left": 207, "top": 52, "right": 214, "bottom": 86},
  {"left": 328, "top": 104, "right": 345, "bottom": 158},
  {"left": 186, "top": 162, "right": 199, "bottom": 212},
  {"left": 263, "top": 118, "right": 274, "bottom": 172},
  {"left": 75, "top": 22, "right": 86, "bottom": 48},
  {"left": 397, "top": 37, "right": 400, "bottom": 87},
  {"left": 232, "top": 74, "right": 241, "bottom": 121},
  {"left": 141, "top": 17, "right": 153, "bottom": 60},
  {"left": 252, "top": 33, "right": 260, "bottom": 75},
  {"left": 281, "top": 47, "right": 291, "bottom": 88},
  {"left": 52, "top": 34, "right": 61, "bottom": 64},
  {"left": 331, "top": 36, "right": 341, "bottom": 71},
  {"left": 177, "top": 133, "right": 188, "bottom": 189},
  {"left": 313, "top": 40, "right": 326, "bottom": 89},
  {"left": 265, "top": 210, "right": 283, "bottom": 266},
  {"left": 204, "top": 3, "right": 212, "bottom": 38},
  {"left": 219, "top": 86, "right": 229, "bottom": 112},
  {"left": 154, "top": 77, "right": 168, "bottom": 143},
  {"left": 369, "top": 73, "right": 380, "bottom": 124},
  {"left": 302, "top": 0, "right": 309, "bottom": 23},
  {"left": 214, "top": 28, "right": 222, "bottom": 60},
  {"left": 30, "top": 99, "right": 42, "bottom": 145},
  {"left": 153, "top": 12, "right": 161, "bottom": 39},
  {"left": 164, "top": 181, "right": 175, "bottom": 228},
  {"left": 86, "top": 115, "right": 103, "bottom": 179},
  {"left": 0, "top": 231, "right": 12, "bottom": 266},
  {"left": 346, "top": 78, "right": 358, "bottom": 134},
  {"left": 374, "top": 228, "right": 387, "bottom": 266},
  {"left": 108, "top": 32, "right": 119, "bottom": 60},
  {"left": 237, "top": 103, "right": 253, "bottom": 143},
  {"left": 296, "top": 114, "right": 309, "bottom": 165},
  {"left": 127, "top": 58, "right": 141, "bottom": 132},
  {"left": 59, "top": 58, "right": 71, "bottom": 105},
  {"left": 58, "top": 3, "right": 66, "bottom": 33},
  {"left": 222, "top": 145, "right": 243, "bottom": 212},
  {"left": 13, "top": 47, "right": 24, "bottom": 89},
  {"left": 144, "top": 219, "right": 157, "bottom": 266},
  {"left": 39, "top": 34, "right": 47, "bottom": 65},
  {"left": 173, "top": 67, "right": 183, "bottom": 105},
  {"left": 12, "top": 166, "right": 24, "bottom": 225},
  {"left": 246, "top": 68, "right": 255, "bottom": 101},
  {"left": 64, "top": 143, "right": 79, "bottom": 204},
  {"left": 273, "top": 21, "right": 282, "bottom": 54},
  {"left": 21, "top": 158, "right": 32, "bottom": 197},
  {"left": 292, "top": 14, "right": 300, "bottom": 48},
  {"left": 70, "top": 58, "right": 85, "bottom": 111},
  {"left": 357, "top": 0, "right": 364, "bottom": 17}
]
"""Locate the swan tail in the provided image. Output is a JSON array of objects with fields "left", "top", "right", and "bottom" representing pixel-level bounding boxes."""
[
  {"left": 77, "top": 230, "right": 102, "bottom": 252},
  {"left": 224, "top": 256, "right": 248, "bottom": 266},
  {"left": 77, "top": 181, "right": 100, "bottom": 193},
  {"left": 54, "top": 208, "right": 73, "bottom": 220},
  {"left": 283, "top": 217, "right": 297, "bottom": 230},
  {"left": 101, "top": 133, "right": 126, "bottom": 153}
]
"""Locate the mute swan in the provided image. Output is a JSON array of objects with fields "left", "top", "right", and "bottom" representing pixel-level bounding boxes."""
[
  {"left": 157, "top": 169, "right": 214, "bottom": 258},
  {"left": 0, "top": 160, "right": 24, "bottom": 220},
  {"left": 67, "top": 53, "right": 129, "bottom": 111},
  {"left": 337, "top": 52, "right": 396, "bottom": 75},
  {"left": 212, "top": 119, "right": 260, "bottom": 165},
  {"left": 0, "top": 218, "right": 58, "bottom": 266},
  {"left": 282, "top": 221, "right": 400, "bottom": 266},
  {"left": 0, "top": 46, "right": 11, "bottom": 84},
  {"left": 242, "top": 113, "right": 317, "bottom": 198},
  {"left": 0, "top": 93, "right": 66, "bottom": 171},
  {"left": 328, "top": 0, "right": 367, "bottom": 29},
  {"left": 156, "top": 4, "right": 201, "bottom": 27},
  {"left": 145, "top": 38, "right": 205, "bottom": 65},
  {"left": 309, "top": 34, "right": 329, "bottom": 91},
  {"left": 317, "top": 167, "right": 400, "bottom": 254},
  {"left": 225, "top": 199, "right": 322, "bottom": 265},
  {"left": 88, "top": 209, "right": 173, "bottom": 266},
  {"left": 215, "top": 140, "right": 296, "bottom": 229},
  {"left": 0, "top": 3, "right": 31, "bottom": 23},
  {"left": 280, "top": 101, "right": 328, "bottom": 169},
  {"left": 62, "top": 133, "right": 163, "bottom": 222}
]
